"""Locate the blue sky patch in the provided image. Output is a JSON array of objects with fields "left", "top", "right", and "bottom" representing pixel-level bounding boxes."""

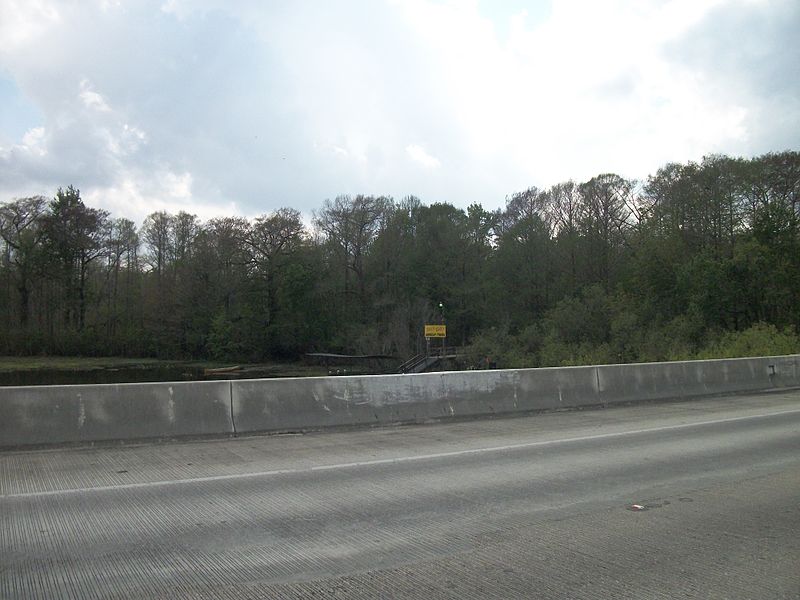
[{"left": 0, "top": 74, "right": 43, "bottom": 143}]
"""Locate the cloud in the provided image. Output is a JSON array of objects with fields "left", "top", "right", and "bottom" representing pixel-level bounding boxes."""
[
  {"left": 83, "top": 167, "right": 239, "bottom": 225},
  {"left": 664, "top": 0, "right": 800, "bottom": 152},
  {"left": 21, "top": 126, "right": 47, "bottom": 156},
  {"left": 406, "top": 144, "right": 441, "bottom": 169},
  {"left": 0, "top": 0, "right": 797, "bottom": 224},
  {"left": 0, "top": 0, "right": 61, "bottom": 54},
  {"left": 79, "top": 79, "right": 111, "bottom": 113}
]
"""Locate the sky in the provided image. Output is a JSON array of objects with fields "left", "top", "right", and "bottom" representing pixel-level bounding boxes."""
[{"left": 0, "top": 0, "right": 798, "bottom": 224}]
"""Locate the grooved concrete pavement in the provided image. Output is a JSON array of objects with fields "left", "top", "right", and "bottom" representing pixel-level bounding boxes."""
[{"left": 1, "top": 392, "right": 799, "bottom": 599}]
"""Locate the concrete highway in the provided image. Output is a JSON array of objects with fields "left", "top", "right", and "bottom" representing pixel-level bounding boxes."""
[{"left": 1, "top": 391, "right": 799, "bottom": 599}]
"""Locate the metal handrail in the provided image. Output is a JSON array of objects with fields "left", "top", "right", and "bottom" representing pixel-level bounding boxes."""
[
  {"left": 398, "top": 346, "right": 467, "bottom": 373},
  {"left": 398, "top": 354, "right": 427, "bottom": 373}
]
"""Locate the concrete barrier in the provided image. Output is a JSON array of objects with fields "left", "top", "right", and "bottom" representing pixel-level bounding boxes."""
[
  {"left": 232, "top": 355, "right": 800, "bottom": 435},
  {"left": 231, "top": 366, "right": 603, "bottom": 434},
  {"left": 597, "top": 355, "right": 800, "bottom": 405},
  {"left": 1, "top": 355, "right": 798, "bottom": 447},
  {"left": 0, "top": 380, "right": 233, "bottom": 447}
]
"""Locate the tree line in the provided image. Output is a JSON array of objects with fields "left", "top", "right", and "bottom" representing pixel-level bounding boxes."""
[{"left": 1, "top": 151, "right": 799, "bottom": 366}]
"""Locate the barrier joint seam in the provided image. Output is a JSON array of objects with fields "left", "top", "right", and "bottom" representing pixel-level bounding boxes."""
[
  {"left": 595, "top": 367, "right": 604, "bottom": 406},
  {"left": 230, "top": 380, "right": 237, "bottom": 436}
]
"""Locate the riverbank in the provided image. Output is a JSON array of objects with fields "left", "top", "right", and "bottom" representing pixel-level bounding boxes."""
[{"left": 0, "top": 357, "right": 335, "bottom": 386}]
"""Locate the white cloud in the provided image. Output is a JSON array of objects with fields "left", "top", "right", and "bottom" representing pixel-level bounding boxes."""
[
  {"left": 163, "top": 171, "right": 192, "bottom": 199},
  {"left": 159, "top": 0, "right": 189, "bottom": 19},
  {"left": 120, "top": 124, "right": 147, "bottom": 151},
  {"left": 97, "top": 0, "right": 121, "bottom": 12},
  {"left": 79, "top": 79, "right": 111, "bottom": 112},
  {"left": 84, "top": 168, "right": 237, "bottom": 225},
  {"left": 0, "top": 0, "right": 60, "bottom": 54},
  {"left": 406, "top": 144, "right": 441, "bottom": 169},
  {"left": 0, "top": 126, "right": 48, "bottom": 163},
  {"left": 21, "top": 126, "right": 47, "bottom": 156},
  {"left": 0, "top": 0, "right": 797, "bottom": 222},
  {"left": 392, "top": 0, "right": 760, "bottom": 185}
]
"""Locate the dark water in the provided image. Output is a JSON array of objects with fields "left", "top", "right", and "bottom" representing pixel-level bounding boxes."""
[
  {"left": 0, "top": 364, "right": 384, "bottom": 387},
  {"left": 0, "top": 366, "right": 213, "bottom": 387}
]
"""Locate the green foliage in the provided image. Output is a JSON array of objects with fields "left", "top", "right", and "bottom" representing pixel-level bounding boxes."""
[
  {"left": 542, "top": 284, "right": 611, "bottom": 346},
  {"left": 466, "top": 326, "right": 530, "bottom": 369},
  {"left": 1, "top": 150, "right": 799, "bottom": 367},
  {"left": 697, "top": 323, "right": 800, "bottom": 359},
  {"left": 539, "top": 339, "right": 616, "bottom": 367},
  {"left": 206, "top": 310, "right": 248, "bottom": 361}
]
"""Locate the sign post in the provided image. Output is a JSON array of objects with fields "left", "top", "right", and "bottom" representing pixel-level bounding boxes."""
[
  {"left": 424, "top": 325, "right": 447, "bottom": 338},
  {"left": 424, "top": 324, "right": 446, "bottom": 357}
]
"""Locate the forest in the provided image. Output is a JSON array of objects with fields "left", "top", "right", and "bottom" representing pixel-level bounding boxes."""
[{"left": 1, "top": 151, "right": 799, "bottom": 368}]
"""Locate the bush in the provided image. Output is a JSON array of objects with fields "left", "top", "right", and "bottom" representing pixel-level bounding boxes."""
[
  {"left": 206, "top": 311, "right": 248, "bottom": 361},
  {"left": 465, "top": 326, "right": 536, "bottom": 369},
  {"left": 538, "top": 337, "right": 616, "bottom": 367},
  {"left": 638, "top": 306, "right": 707, "bottom": 362},
  {"left": 697, "top": 323, "right": 800, "bottom": 359}
]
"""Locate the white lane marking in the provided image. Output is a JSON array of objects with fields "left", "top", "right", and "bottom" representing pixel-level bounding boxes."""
[{"left": 3, "top": 407, "right": 800, "bottom": 500}]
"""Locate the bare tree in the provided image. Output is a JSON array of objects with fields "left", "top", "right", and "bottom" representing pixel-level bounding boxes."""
[
  {"left": 578, "top": 174, "right": 636, "bottom": 287},
  {"left": 246, "top": 208, "right": 306, "bottom": 323},
  {"left": 141, "top": 211, "right": 175, "bottom": 280},
  {"left": 314, "top": 194, "right": 390, "bottom": 309}
]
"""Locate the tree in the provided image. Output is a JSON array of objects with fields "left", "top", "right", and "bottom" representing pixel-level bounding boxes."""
[
  {"left": 493, "top": 198, "right": 553, "bottom": 329},
  {"left": 0, "top": 196, "right": 47, "bottom": 329},
  {"left": 193, "top": 217, "right": 251, "bottom": 358},
  {"left": 247, "top": 208, "right": 305, "bottom": 324},
  {"left": 498, "top": 187, "right": 549, "bottom": 235},
  {"left": 173, "top": 212, "right": 200, "bottom": 268},
  {"left": 314, "top": 195, "right": 390, "bottom": 348},
  {"left": 366, "top": 197, "right": 429, "bottom": 355},
  {"left": 141, "top": 211, "right": 175, "bottom": 281},
  {"left": 543, "top": 181, "right": 582, "bottom": 296},
  {"left": 104, "top": 218, "right": 140, "bottom": 349},
  {"left": 578, "top": 174, "right": 636, "bottom": 288},
  {"left": 41, "top": 186, "right": 110, "bottom": 333}
]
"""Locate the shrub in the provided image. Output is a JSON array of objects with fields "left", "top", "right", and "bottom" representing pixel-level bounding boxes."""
[{"left": 697, "top": 323, "right": 800, "bottom": 359}]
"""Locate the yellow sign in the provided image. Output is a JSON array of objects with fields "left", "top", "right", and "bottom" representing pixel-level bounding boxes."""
[{"left": 424, "top": 324, "right": 447, "bottom": 338}]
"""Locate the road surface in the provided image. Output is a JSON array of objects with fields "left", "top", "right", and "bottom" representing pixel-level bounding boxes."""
[{"left": 1, "top": 391, "right": 799, "bottom": 599}]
